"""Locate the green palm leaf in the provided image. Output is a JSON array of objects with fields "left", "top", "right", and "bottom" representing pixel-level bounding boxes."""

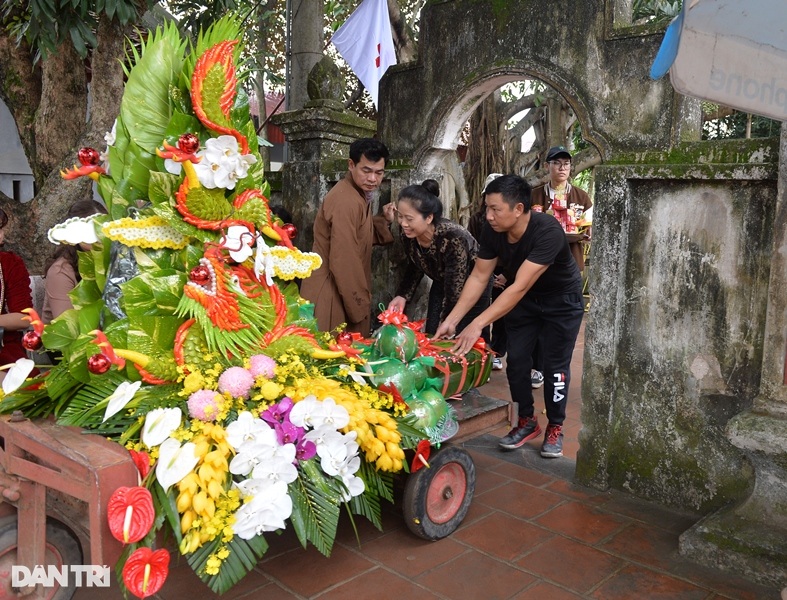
[
  {"left": 289, "top": 460, "right": 342, "bottom": 556},
  {"left": 187, "top": 533, "right": 268, "bottom": 595}
]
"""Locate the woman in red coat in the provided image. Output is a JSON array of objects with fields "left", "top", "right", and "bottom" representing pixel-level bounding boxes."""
[{"left": 0, "top": 208, "right": 34, "bottom": 380}]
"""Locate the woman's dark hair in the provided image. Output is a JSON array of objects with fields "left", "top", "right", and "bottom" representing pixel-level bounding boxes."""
[
  {"left": 44, "top": 200, "right": 108, "bottom": 280},
  {"left": 270, "top": 204, "right": 293, "bottom": 224},
  {"left": 0, "top": 208, "right": 8, "bottom": 229},
  {"left": 398, "top": 180, "right": 443, "bottom": 222},
  {"left": 484, "top": 174, "right": 532, "bottom": 211}
]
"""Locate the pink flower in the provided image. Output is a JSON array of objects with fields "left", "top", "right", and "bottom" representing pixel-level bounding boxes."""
[
  {"left": 187, "top": 389, "right": 223, "bottom": 420},
  {"left": 249, "top": 354, "right": 277, "bottom": 378},
  {"left": 217, "top": 367, "right": 255, "bottom": 398}
]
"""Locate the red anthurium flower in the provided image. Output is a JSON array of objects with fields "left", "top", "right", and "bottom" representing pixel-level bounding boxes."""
[
  {"left": 411, "top": 440, "right": 432, "bottom": 473},
  {"left": 129, "top": 449, "right": 151, "bottom": 479},
  {"left": 122, "top": 547, "right": 170, "bottom": 599},
  {"left": 107, "top": 486, "right": 155, "bottom": 544}
]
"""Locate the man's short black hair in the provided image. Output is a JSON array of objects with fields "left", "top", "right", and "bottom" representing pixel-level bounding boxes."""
[
  {"left": 349, "top": 138, "right": 389, "bottom": 166},
  {"left": 484, "top": 174, "right": 532, "bottom": 211}
]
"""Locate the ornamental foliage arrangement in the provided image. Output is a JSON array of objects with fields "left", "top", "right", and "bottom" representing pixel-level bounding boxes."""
[{"left": 0, "top": 16, "right": 491, "bottom": 598}]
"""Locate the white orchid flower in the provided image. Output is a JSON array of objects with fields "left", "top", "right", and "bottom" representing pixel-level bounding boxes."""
[
  {"left": 235, "top": 476, "right": 278, "bottom": 498},
  {"left": 229, "top": 437, "right": 278, "bottom": 476},
  {"left": 254, "top": 241, "right": 276, "bottom": 286},
  {"left": 204, "top": 135, "right": 240, "bottom": 163},
  {"left": 250, "top": 446, "right": 298, "bottom": 484},
  {"left": 1, "top": 358, "right": 35, "bottom": 395},
  {"left": 141, "top": 407, "right": 182, "bottom": 448},
  {"left": 232, "top": 482, "right": 292, "bottom": 539},
  {"left": 340, "top": 474, "right": 365, "bottom": 501},
  {"left": 104, "top": 121, "right": 117, "bottom": 147},
  {"left": 102, "top": 380, "right": 142, "bottom": 422},
  {"left": 313, "top": 397, "right": 350, "bottom": 430},
  {"left": 156, "top": 437, "right": 199, "bottom": 492},
  {"left": 221, "top": 225, "right": 255, "bottom": 263},
  {"left": 226, "top": 411, "right": 276, "bottom": 451},
  {"left": 288, "top": 395, "right": 321, "bottom": 429}
]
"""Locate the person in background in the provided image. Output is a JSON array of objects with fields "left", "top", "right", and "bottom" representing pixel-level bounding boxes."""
[
  {"left": 530, "top": 146, "right": 591, "bottom": 387},
  {"left": 42, "top": 200, "right": 107, "bottom": 324},
  {"left": 300, "top": 138, "right": 395, "bottom": 335},
  {"left": 531, "top": 145, "right": 592, "bottom": 273},
  {"left": 435, "top": 175, "right": 584, "bottom": 459},
  {"left": 388, "top": 180, "right": 490, "bottom": 337},
  {"left": 468, "top": 173, "right": 507, "bottom": 369},
  {"left": 0, "top": 208, "right": 34, "bottom": 379}
]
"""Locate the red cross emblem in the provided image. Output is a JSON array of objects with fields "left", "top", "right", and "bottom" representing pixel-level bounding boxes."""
[{"left": 375, "top": 43, "right": 381, "bottom": 68}]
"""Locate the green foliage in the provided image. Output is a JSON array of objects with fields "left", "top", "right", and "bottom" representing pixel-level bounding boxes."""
[
  {"left": 1, "top": 0, "right": 156, "bottom": 61},
  {"left": 289, "top": 460, "right": 342, "bottom": 556},
  {"left": 702, "top": 105, "right": 782, "bottom": 141},
  {"left": 633, "top": 0, "right": 682, "bottom": 25}
]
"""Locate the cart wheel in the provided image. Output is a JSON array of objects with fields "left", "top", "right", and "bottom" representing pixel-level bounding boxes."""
[
  {"left": 403, "top": 446, "right": 475, "bottom": 540},
  {"left": 0, "top": 517, "right": 82, "bottom": 600}
]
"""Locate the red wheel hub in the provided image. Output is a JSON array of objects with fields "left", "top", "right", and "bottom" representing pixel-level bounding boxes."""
[
  {"left": 425, "top": 463, "right": 467, "bottom": 524},
  {"left": 0, "top": 541, "right": 65, "bottom": 600}
]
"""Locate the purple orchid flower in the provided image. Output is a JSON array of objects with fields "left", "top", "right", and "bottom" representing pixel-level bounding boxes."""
[
  {"left": 262, "top": 396, "right": 294, "bottom": 426},
  {"left": 275, "top": 420, "right": 302, "bottom": 445},
  {"left": 295, "top": 438, "right": 317, "bottom": 461}
]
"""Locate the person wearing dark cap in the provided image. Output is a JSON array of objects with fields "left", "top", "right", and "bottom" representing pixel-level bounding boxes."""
[
  {"left": 434, "top": 174, "right": 584, "bottom": 458},
  {"left": 532, "top": 146, "right": 592, "bottom": 272}
]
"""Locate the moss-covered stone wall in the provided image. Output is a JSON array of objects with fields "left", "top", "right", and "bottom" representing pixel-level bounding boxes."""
[{"left": 576, "top": 138, "right": 779, "bottom": 511}]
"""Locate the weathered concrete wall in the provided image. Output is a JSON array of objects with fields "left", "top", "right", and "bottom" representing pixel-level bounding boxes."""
[{"left": 575, "top": 138, "right": 780, "bottom": 511}]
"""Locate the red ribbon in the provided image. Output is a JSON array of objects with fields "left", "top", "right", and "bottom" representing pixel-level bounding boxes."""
[{"left": 377, "top": 307, "right": 409, "bottom": 326}]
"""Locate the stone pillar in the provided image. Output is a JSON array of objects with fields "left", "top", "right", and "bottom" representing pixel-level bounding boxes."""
[
  {"left": 271, "top": 57, "right": 377, "bottom": 253},
  {"left": 679, "top": 125, "right": 787, "bottom": 589}
]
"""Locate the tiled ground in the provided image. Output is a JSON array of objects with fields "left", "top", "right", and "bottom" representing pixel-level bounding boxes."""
[{"left": 74, "top": 319, "right": 782, "bottom": 599}]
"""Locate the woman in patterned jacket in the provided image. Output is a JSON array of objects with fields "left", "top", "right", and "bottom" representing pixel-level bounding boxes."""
[{"left": 387, "top": 180, "right": 490, "bottom": 336}]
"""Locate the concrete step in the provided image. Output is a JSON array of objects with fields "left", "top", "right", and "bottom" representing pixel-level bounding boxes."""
[{"left": 449, "top": 387, "right": 512, "bottom": 443}]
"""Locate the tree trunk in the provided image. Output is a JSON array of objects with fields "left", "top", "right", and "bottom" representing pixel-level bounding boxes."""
[{"left": 388, "top": 0, "right": 417, "bottom": 62}]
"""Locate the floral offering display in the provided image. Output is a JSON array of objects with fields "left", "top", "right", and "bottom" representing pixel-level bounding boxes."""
[{"left": 0, "top": 17, "right": 491, "bottom": 598}]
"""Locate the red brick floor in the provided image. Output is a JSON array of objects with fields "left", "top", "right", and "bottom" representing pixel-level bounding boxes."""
[{"left": 75, "top": 318, "right": 780, "bottom": 600}]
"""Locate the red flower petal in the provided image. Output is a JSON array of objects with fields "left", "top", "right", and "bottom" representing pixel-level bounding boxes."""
[
  {"left": 122, "top": 547, "right": 170, "bottom": 599},
  {"left": 107, "top": 486, "right": 155, "bottom": 544},
  {"left": 411, "top": 440, "right": 432, "bottom": 473},
  {"left": 129, "top": 449, "right": 151, "bottom": 479}
]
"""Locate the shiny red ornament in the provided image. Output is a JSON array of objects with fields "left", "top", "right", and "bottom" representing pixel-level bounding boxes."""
[
  {"left": 178, "top": 133, "right": 200, "bottom": 154},
  {"left": 337, "top": 331, "right": 353, "bottom": 345},
  {"left": 189, "top": 264, "right": 210, "bottom": 285},
  {"left": 88, "top": 353, "right": 112, "bottom": 374},
  {"left": 77, "top": 147, "right": 101, "bottom": 166},
  {"left": 282, "top": 223, "right": 297, "bottom": 240},
  {"left": 22, "top": 330, "right": 42, "bottom": 351}
]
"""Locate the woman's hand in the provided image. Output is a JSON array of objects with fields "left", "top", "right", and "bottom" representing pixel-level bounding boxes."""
[
  {"left": 388, "top": 296, "right": 407, "bottom": 313},
  {"left": 382, "top": 202, "right": 396, "bottom": 224},
  {"left": 492, "top": 273, "right": 507, "bottom": 289}
]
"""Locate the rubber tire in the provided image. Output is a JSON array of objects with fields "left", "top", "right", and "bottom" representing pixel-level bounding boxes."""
[
  {"left": 0, "top": 517, "right": 83, "bottom": 600},
  {"left": 403, "top": 446, "right": 476, "bottom": 540}
]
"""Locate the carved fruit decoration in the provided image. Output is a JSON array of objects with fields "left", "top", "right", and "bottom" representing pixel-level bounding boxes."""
[
  {"left": 77, "top": 147, "right": 101, "bottom": 166},
  {"left": 88, "top": 353, "right": 112, "bottom": 374},
  {"left": 22, "top": 331, "right": 42, "bottom": 351}
]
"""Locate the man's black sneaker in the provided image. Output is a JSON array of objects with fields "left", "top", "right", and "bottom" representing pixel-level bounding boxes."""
[
  {"left": 499, "top": 416, "right": 542, "bottom": 450},
  {"left": 540, "top": 424, "right": 564, "bottom": 458}
]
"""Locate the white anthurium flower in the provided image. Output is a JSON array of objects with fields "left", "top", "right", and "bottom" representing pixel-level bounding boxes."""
[
  {"left": 141, "top": 407, "right": 182, "bottom": 448},
  {"left": 1, "top": 358, "right": 35, "bottom": 395},
  {"left": 312, "top": 397, "right": 350, "bottom": 430},
  {"left": 156, "top": 437, "right": 199, "bottom": 492},
  {"left": 254, "top": 241, "right": 276, "bottom": 286},
  {"left": 232, "top": 481, "right": 292, "bottom": 539},
  {"left": 288, "top": 395, "right": 322, "bottom": 429},
  {"left": 221, "top": 225, "right": 255, "bottom": 263},
  {"left": 102, "top": 380, "right": 142, "bottom": 422},
  {"left": 226, "top": 411, "right": 277, "bottom": 451},
  {"left": 340, "top": 364, "right": 370, "bottom": 386},
  {"left": 250, "top": 446, "right": 298, "bottom": 484}
]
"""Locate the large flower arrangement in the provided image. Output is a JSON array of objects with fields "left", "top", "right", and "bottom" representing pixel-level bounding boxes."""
[{"left": 0, "top": 17, "right": 491, "bottom": 598}]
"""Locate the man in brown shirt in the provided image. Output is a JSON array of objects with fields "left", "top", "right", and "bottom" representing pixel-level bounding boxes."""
[{"left": 300, "top": 138, "right": 395, "bottom": 335}]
